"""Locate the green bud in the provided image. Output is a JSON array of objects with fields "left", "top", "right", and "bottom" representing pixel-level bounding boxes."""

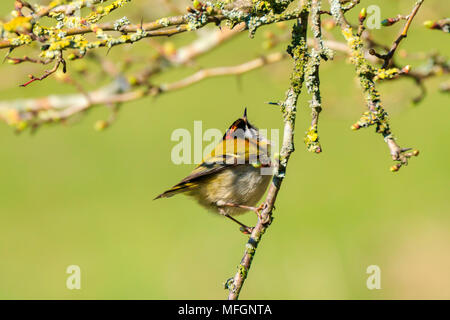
[
  {"left": 262, "top": 40, "right": 273, "bottom": 50},
  {"left": 94, "top": 120, "right": 108, "bottom": 131},
  {"left": 16, "top": 121, "right": 28, "bottom": 131},
  {"left": 193, "top": 0, "right": 201, "bottom": 10},
  {"left": 381, "top": 19, "right": 393, "bottom": 27},
  {"left": 423, "top": 20, "right": 435, "bottom": 29},
  {"left": 128, "top": 76, "right": 138, "bottom": 86},
  {"left": 359, "top": 8, "right": 367, "bottom": 21}
]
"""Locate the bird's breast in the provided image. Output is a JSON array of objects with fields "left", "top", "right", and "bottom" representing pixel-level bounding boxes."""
[{"left": 192, "top": 165, "right": 272, "bottom": 215}]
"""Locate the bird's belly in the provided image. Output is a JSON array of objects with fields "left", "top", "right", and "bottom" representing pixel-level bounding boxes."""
[{"left": 192, "top": 165, "right": 272, "bottom": 215}]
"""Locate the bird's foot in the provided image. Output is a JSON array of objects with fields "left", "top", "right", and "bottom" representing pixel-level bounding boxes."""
[
  {"left": 254, "top": 202, "right": 270, "bottom": 224},
  {"left": 219, "top": 207, "right": 254, "bottom": 235}
]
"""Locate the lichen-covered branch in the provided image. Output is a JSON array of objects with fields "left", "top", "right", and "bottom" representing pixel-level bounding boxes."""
[
  {"left": 226, "top": 6, "right": 310, "bottom": 300},
  {"left": 0, "top": 50, "right": 287, "bottom": 131},
  {"left": 304, "top": 0, "right": 329, "bottom": 153},
  {"left": 0, "top": 0, "right": 445, "bottom": 168},
  {"left": 0, "top": 0, "right": 318, "bottom": 95},
  {"left": 329, "top": 0, "right": 421, "bottom": 171}
]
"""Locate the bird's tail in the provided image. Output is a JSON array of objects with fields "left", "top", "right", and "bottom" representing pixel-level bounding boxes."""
[{"left": 153, "top": 182, "right": 196, "bottom": 200}]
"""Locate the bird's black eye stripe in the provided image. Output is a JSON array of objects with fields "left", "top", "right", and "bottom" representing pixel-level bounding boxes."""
[{"left": 246, "top": 121, "right": 258, "bottom": 131}]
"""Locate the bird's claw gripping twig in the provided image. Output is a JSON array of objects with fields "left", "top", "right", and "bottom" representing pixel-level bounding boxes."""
[
  {"left": 254, "top": 202, "right": 270, "bottom": 224},
  {"left": 239, "top": 226, "right": 254, "bottom": 235}
]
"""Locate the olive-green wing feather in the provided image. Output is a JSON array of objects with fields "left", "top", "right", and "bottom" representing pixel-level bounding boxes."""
[
  {"left": 153, "top": 161, "right": 234, "bottom": 199},
  {"left": 154, "top": 137, "right": 261, "bottom": 199}
]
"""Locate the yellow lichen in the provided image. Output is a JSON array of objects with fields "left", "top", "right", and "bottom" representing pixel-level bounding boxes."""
[{"left": 3, "top": 16, "right": 32, "bottom": 33}]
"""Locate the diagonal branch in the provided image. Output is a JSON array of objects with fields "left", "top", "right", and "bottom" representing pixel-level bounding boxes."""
[{"left": 225, "top": 7, "right": 310, "bottom": 300}]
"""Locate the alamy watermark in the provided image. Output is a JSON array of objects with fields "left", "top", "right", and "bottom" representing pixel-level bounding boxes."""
[
  {"left": 66, "top": 265, "right": 81, "bottom": 290},
  {"left": 366, "top": 265, "right": 381, "bottom": 290},
  {"left": 365, "top": 5, "right": 382, "bottom": 30}
]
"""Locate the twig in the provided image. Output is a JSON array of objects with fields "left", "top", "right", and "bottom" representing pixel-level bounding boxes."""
[
  {"left": 371, "top": 0, "right": 424, "bottom": 68},
  {"left": 329, "top": 0, "right": 419, "bottom": 171},
  {"left": 19, "top": 57, "right": 64, "bottom": 87},
  {"left": 7, "top": 56, "right": 51, "bottom": 65}
]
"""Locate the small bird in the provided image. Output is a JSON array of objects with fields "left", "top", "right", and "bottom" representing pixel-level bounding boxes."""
[{"left": 155, "top": 108, "right": 272, "bottom": 233}]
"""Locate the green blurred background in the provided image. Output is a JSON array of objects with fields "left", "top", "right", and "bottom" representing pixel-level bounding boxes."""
[{"left": 0, "top": 0, "right": 448, "bottom": 299}]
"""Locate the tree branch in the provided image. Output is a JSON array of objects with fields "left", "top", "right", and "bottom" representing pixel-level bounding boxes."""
[
  {"left": 329, "top": 0, "right": 420, "bottom": 171},
  {"left": 0, "top": 51, "right": 287, "bottom": 129},
  {"left": 226, "top": 7, "right": 310, "bottom": 300},
  {"left": 370, "top": 0, "right": 424, "bottom": 68},
  {"left": 20, "top": 55, "right": 65, "bottom": 87}
]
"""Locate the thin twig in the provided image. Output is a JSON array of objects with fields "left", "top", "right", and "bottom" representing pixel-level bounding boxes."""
[
  {"left": 329, "top": 0, "right": 419, "bottom": 171},
  {"left": 7, "top": 56, "right": 51, "bottom": 65},
  {"left": 372, "top": 0, "right": 425, "bottom": 68},
  {"left": 20, "top": 57, "right": 63, "bottom": 87}
]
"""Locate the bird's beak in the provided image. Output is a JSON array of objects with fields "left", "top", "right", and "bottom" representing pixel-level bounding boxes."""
[{"left": 243, "top": 107, "right": 248, "bottom": 122}]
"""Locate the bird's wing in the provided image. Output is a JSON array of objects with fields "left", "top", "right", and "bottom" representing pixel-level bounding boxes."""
[
  {"left": 153, "top": 162, "right": 235, "bottom": 200},
  {"left": 154, "top": 138, "right": 262, "bottom": 199}
]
